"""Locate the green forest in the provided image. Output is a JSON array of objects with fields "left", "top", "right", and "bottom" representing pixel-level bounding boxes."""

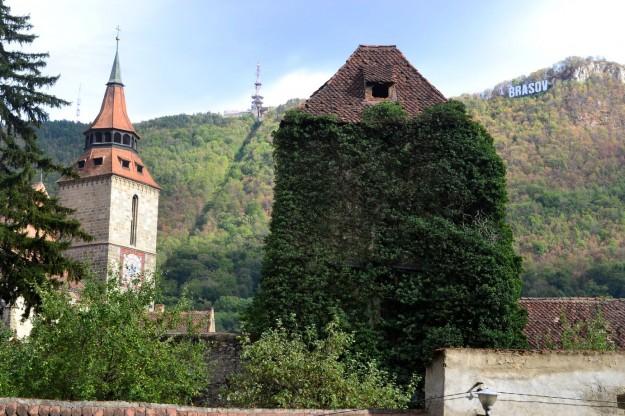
[{"left": 36, "top": 57, "right": 625, "bottom": 330}]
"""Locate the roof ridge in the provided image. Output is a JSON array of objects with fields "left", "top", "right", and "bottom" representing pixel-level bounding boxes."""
[
  {"left": 357, "top": 44, "right": 397, "bottom": 48},
  {"left": 520, "top": 297, "right": 623, "bottom": 301}
]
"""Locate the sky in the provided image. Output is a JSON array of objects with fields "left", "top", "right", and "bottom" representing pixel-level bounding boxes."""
[{"left": 8, "top": 0, "right": 625, "bottom": 122}]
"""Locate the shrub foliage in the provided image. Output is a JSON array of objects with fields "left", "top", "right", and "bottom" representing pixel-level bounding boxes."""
[
  {"left": 0, "top": 278, "right": 208, "bottom": 404},
  {"left": 225, "top": 321, "right": 413, "bottom": 409}
]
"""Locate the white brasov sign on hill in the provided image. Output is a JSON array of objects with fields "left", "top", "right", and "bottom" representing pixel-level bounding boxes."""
[{"left": 508, "top": 79, "right": 550, "bottom": 98}]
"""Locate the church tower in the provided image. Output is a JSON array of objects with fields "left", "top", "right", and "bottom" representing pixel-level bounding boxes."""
[{"left": 58, "top": 41, "right": 160, "bottom": 284}]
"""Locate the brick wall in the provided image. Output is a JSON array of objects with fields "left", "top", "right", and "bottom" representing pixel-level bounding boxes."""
[{"left": 0, "top": 399, "right": 425, "bottom": 416}]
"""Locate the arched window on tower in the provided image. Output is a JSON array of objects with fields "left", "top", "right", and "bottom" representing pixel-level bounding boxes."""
[{"left": 130, "top": 195, "right": 138, "bottom": 246}]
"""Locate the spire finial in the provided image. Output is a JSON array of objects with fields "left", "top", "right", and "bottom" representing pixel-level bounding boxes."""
[
  {"left": 115, "top": 25, "right": 121, "bottom": 50},
  {"left": 108, "top": 26, "right": 123, "bottom": 85}
]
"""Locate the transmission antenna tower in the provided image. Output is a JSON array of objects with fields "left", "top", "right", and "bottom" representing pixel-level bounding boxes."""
[
  {"left": 251, "top": 63, "right": 264, "bottom": 121},
  {"left": 76, "top": 83, "right": 82, "bottom": 121}
]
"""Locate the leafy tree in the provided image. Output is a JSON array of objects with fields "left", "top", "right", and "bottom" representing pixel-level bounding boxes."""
[
  {"left": 248, "top": 101, "right": 526, "bottom": 381},
  {"left": 214, "top": 295, "right": 252, "bottom": 332},
  {"left": 0, "top": 277, "right": 208, "bottom": 404},
  {"left": 224, "top": 321, "right": 414, "bottom": 409},
  {"left": 0, "top": 1, "right": 90, "bottom": 314},
  {"left": 560, "top": 310, "right": 615, "bottom": 351}
]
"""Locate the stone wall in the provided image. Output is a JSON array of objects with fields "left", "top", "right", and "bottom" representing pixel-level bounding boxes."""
[
  {"left": 425, "top": 348, "right": 625, "bottom": 416},
  {"left": 187, "top": 333, "right": 241, "bottom": 406},
  {"left": 0, "top": 399, "right": 425, "bottom": 416},
  {"left": 57, "top": 175, "right": 159, "bottom": 280},
  {"left": 58, "top": 177, "right": 113, "bottom": 279},
  {"left": 108, "top": 176, "right": 159, "bottom": 256},
  {"left": 58, "top": 177, "right": 112, "bottom": 245}
]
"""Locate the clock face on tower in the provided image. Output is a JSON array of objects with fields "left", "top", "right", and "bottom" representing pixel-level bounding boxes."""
[{"left": 121, "top": 253, "right": 143, "bottom": 287}]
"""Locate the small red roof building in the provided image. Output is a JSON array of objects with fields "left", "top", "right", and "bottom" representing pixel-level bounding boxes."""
[{"left": 520, "top": 297, "right": 625, "bottom": 349}]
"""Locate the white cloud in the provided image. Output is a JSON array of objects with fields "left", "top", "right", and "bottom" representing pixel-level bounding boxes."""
[
  {"left": 210, "top": 68, "right": 332, "bottom": 114},
  {"left": 263, "top": 69, "right": 331, "bottom": 107},
  {"left": 6, "top": 0, "right": 169, "bottom": 122}
]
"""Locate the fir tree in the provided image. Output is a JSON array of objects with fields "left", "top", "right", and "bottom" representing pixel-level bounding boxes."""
[{"left": 0, "top": 1, "right": 90, "bottom": 315}]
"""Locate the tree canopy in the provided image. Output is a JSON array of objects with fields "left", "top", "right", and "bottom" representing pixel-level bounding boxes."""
[{"left": 225, "top": 320, "right": 413, "bottom": 409}]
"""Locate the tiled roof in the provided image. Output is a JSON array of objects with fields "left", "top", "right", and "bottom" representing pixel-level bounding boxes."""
[
  {"left": 147, "top": 309, "right": 215, "bottom": 335},
  {"left": 89, "top": 83, "right": 137, "bottom": 134},
  {"left": 302, "top": 45, "right": 446, "bottom": 122},
  {"left": 59, "top": 146, "right": 160, "bottom": 189},
  {"left": 520, "top": 297, "right": 625, "bottom": 349}
]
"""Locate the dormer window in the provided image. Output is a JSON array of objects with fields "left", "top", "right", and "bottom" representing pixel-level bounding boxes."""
[
  {"left": 93, "top": 157, "right": 103, "bottom": 166},
  {"left": 119, "top": 157, "right": 130, "bottom": 169},
  {"left": 371, "top": 82, "right": 391, "bottom": 98},
  {"left": 136, "top": 164, "right": 143, "bottom": 174},
  {"left": 365, "top": 81, "right": 395, "bottom": 100},
  {"left": 77, "top": 160, "right": 86, "bottom": 169},
  {"left": 363, "top": 64, "right": 396, "bottom": 102}
]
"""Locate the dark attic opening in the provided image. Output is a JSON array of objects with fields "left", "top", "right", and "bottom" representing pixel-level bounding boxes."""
[{"left": 370, "top": 82, "right": 392, "bottom": 98}]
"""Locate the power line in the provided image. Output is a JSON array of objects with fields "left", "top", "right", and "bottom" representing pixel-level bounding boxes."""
[
  {"left": 430, "top": 389, "right": 623, "bottom": 409},
  {"left": 424, "top": 392, "right": 469, "bottom": 402},
  {"left": 497, "top": 398, "right": 618, "bottom": 409},
  {"left": 499, "top": 391, "right": 621, "bottom": 405}
]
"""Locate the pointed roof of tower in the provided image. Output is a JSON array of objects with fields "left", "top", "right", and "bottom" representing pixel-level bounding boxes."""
[
  {"left": 302, "top": 45, "right": 446, "bottom": 122},
  {"left": 108, "top": 47, "right": 123, "bottom": 85},
  {"left": 87, "top": 44, "right": 137, "bottom": 135}
]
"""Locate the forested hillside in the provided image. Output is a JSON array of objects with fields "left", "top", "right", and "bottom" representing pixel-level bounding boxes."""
[
  {"left": 37, "top": 57, "right": 625, "bottom": 330},
  {"left": 459, "top": 57, "right": 625, "bottom": 297}
]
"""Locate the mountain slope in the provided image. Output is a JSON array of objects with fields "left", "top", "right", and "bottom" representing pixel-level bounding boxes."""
[
  {"left": 459, "top": 57, "right": 625, "bottom": 297},
  {"left": 36, "top": 57, "right": 625, "bottom": 320}
]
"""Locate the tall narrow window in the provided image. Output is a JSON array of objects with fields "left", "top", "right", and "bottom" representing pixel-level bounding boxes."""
[{"left": 130, "top": 195, "right": 138, "bottom": 246}]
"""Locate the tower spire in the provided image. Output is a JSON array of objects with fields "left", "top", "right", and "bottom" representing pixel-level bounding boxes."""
[{"left": 108, "top": 26, "right": 123, "bottom": 85}]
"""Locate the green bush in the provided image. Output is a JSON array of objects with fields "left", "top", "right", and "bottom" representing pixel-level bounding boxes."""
[
  {"left": 225, "top": 321, "right": 414, "bottom": 409},
  {"left": 0, "top": 277, "right": 208, "bottom": 404}
]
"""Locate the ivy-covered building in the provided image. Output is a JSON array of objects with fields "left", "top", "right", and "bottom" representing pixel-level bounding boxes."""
[{"left": 250, "top": 45, "right": 527, "bottom": 380}]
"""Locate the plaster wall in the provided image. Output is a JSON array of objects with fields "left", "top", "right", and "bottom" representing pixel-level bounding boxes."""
[
  {"left": 1, "top": 297, "right": 33, "bottom": 339},
  {"left": 425, "top": 348, "right": 625, "bottom": 416}
]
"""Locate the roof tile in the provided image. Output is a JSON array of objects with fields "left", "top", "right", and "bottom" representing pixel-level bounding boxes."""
[
  {"left": 302, "top": 45, "right": 446, "bottom": 122},
  {"left": 520, "top": 297, "right": 625, "bottom": 349},
  {"left": 60, "top": 147, "right": 160, "bottom": 189}
]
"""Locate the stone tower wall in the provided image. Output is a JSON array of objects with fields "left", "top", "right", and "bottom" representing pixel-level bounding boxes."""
[
  {"left": 58, "top": 176, "right": 112, "bottom": 243},
  {"left": 57, "top": 174, "right": 159, "bottom": 280},
  {"left": 57, "top": 177, "right": 113, "bottom": 278},
  {"left": 108, "top": 176, "right": 159, "bottom": 255}
]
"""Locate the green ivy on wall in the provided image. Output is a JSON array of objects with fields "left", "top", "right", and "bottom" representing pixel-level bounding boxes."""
[{"left": 246, "top": 100, "right": 527, "bottom": 381}]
